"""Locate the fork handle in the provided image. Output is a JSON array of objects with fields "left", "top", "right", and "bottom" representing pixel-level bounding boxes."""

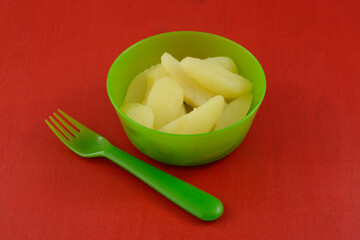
[{"left": 103, "top": 144, "right": 223, "bottom": 221}]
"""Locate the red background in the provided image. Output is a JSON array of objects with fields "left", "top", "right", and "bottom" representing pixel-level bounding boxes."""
[{"left": 1, "top": 0, "right": 359, "bottom": 239}]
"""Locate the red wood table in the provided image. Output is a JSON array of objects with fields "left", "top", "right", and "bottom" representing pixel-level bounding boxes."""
[{"left": 1, "top": 0, "right": 359, "bottom": 239}]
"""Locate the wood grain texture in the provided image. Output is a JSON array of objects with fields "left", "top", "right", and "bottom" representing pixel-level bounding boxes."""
[{"left": 0, "top": 0, "right": 359, "bottom": 239}]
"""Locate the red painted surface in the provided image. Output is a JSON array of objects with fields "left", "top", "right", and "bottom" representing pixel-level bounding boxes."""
[{"left": 1, "top": 0, "right": 359, "bottom": 239}]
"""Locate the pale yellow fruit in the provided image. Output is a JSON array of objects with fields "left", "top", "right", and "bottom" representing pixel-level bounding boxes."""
[
  {"left": 147, "top": 77, "right": 184, "bottom": 129},
  {"left": 142, "top": 64, "right": 169, "bottom": 104},
  {"left": 120, "top": 103, "right": 154, "bottom": 129},
  {"left": 180, "top": 57, "right": 252, "bottom": 99},
  {"left": 214, "top": 92, "right": 253, "bottom": 131},
  {"left": 159, "top": 95, "right": 225, "bottom": 135},
  {"left": 161, "top": 52, "right": 214, "bottom": 107},
  {"left": 179, "top": 103, "right": 187, "bottom": 116},
  {"left": 147, "top": 65, "right": 169, "bottom": 87},
  {"left": 204, "top": 56, "right": 238, "bottom": 74},
  {"left": 124, "top": 69, "right": 149, "bottom": 104}
]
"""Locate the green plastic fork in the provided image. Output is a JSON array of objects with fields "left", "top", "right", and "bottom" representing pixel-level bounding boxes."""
[{"left": 45, "top": 109, "right": 223, "bottom": 221}]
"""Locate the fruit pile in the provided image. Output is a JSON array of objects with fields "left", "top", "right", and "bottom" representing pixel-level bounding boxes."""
[{"left": 121, "top": 52, "right": 253, "bottom": 134}]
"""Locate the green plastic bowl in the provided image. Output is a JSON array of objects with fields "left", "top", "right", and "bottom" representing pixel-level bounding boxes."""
[{"left": 107, "top": 31, "right": 266, "bottom": 166}]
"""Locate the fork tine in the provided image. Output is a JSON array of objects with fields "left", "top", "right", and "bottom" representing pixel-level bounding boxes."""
[
  {"left": 49, "top": 116, "right": 73, "bottom": 140},
  {"left": 58, "top": 109, "right": 85, "bottom": 131},
  {"left": 54, "top": 112, "right": 78, "bottom": 136},
  {"left": 45, "top": 119, "right": 69, "bottom": 143}
]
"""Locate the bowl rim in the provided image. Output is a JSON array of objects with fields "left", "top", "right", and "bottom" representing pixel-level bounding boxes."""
[{"left": 107, "top": 31, "right": 266, "bottom": 137}]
